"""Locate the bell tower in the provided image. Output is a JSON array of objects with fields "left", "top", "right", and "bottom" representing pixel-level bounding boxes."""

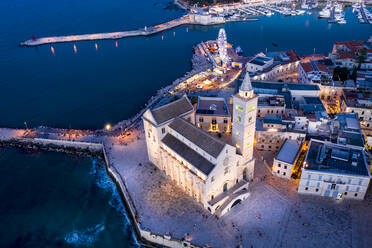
[{"left": 232, "top": 72, "right": 257, "bottom": 163}]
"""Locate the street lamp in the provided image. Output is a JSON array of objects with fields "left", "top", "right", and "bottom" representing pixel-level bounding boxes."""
[{"left": 105, "top": 124, "right": 111, "bottom": 131}]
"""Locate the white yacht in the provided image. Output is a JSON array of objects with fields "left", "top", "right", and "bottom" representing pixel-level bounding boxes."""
[
  {"left": 338, "top": 19, "right": 346, "bottom": 24},
  {"left": 319, "top": 8, "right": 331, "bottom": 18},
  {"left": 334, "top": 3, "right": 343, "bottom": 14},
  {"left": 297, "top": 10, "right": 306, "bottom": 15},
  {"left": 301, "top": 2, "right": 309, "bottom": 9}
]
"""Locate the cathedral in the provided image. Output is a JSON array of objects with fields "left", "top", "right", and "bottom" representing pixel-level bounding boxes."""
[{"left": 142, "top": 72, "right": 257, "bottom": 216}]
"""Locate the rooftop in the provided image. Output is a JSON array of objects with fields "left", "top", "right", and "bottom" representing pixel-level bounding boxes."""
[
  {"left": 151, "top": 95, "right": 194, "bottom": 125},
  {"left": 303, "top": 96, "right": 323, "bottom": 105},
  {"left": 342, "top": 90, "right": 372, "bottom": 109},
  {"left": 304, "top": 139, "right": 369, "bottom": 177},
  {"left": 196, "top": 96, "right": 230, "bottom": 116},
  {"left": 264, "top": 115, "right": 283, "bottom": 125},
  {"left": 168, "top": 117, "right": 226, "bottom": 158},
  {"left": 162, "top": 133, "right": 215, "bottom": 176},
  {"left": 258, "top": 95, "right": 285, "bottom": 107},
  {"left": 276, "top": 139, "right": 302, "bottom": 164},
  {"left": 252, "top": 81, "right": 319, "bottom": 91},
  {"left": 249, "top": 56, "right": 273, "bottom": 66}
]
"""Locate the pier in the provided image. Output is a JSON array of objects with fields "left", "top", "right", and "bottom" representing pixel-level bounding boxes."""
[{"left": 20, "top": 14, "right": 226, "bottom": 47}]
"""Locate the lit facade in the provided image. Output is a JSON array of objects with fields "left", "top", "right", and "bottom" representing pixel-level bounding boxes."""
[
  {"left": 298, "top": 139, "right": 371, "bottom": 200},
  {"left": 143, "top": 80, "right": 258, "bottom": 216}
]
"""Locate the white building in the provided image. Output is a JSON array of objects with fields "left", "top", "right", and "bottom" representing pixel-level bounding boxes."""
[
  {"left": 298, "top": 61, "right": 332, "bottom": 84},
  {"left": 341, "top": 89, "right": 372, "bottom": 130},
  {"left": 251, "top": 50, "right": 300, "bottom": 82},
  {"left": 246, "top": 55, "right": 273, "bottom": 73},
  {"left": 298, "top": 139, "right": 371, "bottom": 200},
  {"left": 143, "top": 73, "right": 258, "bottom": 216},
  {"left": 330, "top": 41, "right": 372, "bottom": 70},
  {"left": 273, "top": 139, "right": 302, "bottom": 179}
]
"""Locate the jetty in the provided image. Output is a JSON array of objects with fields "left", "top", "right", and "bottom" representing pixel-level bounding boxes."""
[{"left": 20, "top": 14, "right": 225, "bottom": 47}]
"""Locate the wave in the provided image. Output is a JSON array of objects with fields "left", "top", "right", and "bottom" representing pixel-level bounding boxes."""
[
  {"left": 90, "top": 159, "right": 140, "bottom": 247},
  {"left": 64, "top": 223, "right": 105, "bottom": 246}
]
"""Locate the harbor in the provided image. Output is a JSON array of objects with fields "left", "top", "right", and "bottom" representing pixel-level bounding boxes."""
[
  {"left": 19, "top": 1, "right": 372, "bottom": 47},
  {"left": 2, "top": 0, "right": 372, "bottom": 246},
  {"left": 20, "top": 15, "right": 193, "bottom": 47}
]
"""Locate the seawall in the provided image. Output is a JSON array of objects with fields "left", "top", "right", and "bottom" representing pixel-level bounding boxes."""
[{"left": 0, "top": 135, "right": 201, "bottom": 248}]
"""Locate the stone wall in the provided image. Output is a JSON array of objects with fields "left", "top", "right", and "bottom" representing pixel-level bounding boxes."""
[{"left": 0, "top": 135, "right": 202, "bottom": 248}]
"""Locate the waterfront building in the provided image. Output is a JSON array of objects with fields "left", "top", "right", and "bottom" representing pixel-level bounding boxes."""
[
  {"left": 272, "top": 139, "right": 303, "bottom": 180},
  {"left": 330, "top": 41, "right": 372, "bottom": 70},
  {"left": 195, "top": 96, "right": 232, "bottom": 133},
  {"left": 143, "top": 73, "right": 258, "bottom": 216},
  {"left": 341, "top": 89, "right": 372, "bottom": 130},
  {"left": 298, "top": 139, "right": 371, "bottom": 200},
  {"left": 250, "top": 50, "right": 300, "bottom": 82},
  {"left": 246, "top": 54, "right": 274, "bottom": 73},
  {"left": 297, "top": 61, "right": 332, "bottom": 84},
  {"left": 190, "top": 13, "right": 225, "bottom": 25}
]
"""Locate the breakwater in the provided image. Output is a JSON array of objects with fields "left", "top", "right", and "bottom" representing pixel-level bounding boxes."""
[{"left": 20, "top": 14, "right": 225, "bottom": 47}]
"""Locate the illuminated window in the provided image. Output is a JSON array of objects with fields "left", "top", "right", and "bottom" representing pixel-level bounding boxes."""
[
  {"left": 236, "top": 131, "right": 240, "bottom": 136},
  {"left": 237, "top": 116, "right": 241, "bottom": 122},
  {"left": 236, "top": 105, "right": 244, "bottom": 112},
  {"left": 247, "top": 105, "right": 256, "bottom": 112},
  {"left": 249, "top": 117, "right": 253, "bottom": 122},
  {"left": 224, "top": 167, "right": 229, "bottom": 175}
]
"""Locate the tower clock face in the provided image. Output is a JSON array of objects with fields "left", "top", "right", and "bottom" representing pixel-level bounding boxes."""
[{"left": 223, "top": 157, "right": 229, "bottom": 166}]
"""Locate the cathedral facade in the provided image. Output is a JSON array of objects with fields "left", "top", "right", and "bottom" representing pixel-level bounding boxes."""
[{"left": 142, "top": 73, "right": 257, "bottom": 216}]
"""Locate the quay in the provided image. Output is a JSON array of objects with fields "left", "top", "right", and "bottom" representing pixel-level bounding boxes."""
[{"left": 20, "top": 14, "right": 224, "bottom": 47}]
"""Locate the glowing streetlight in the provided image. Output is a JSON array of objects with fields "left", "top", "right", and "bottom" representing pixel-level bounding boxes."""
[{"left": 105, "top": 124, "right": 111, "bottom": 131}]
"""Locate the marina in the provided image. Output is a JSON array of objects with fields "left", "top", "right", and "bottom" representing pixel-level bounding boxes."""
[
  {"left": 2, "top": 0, "right": 372, "bottom": 247},
  {"left": 354, "top": 3, "right": 372, "bottom": 24},
  {"left": 19, "top": 2, "right": 372, "bottom": 47}
]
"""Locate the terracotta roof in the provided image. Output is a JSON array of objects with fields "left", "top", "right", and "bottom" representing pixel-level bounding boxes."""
[
  {"left": 334, "top": 41, "right": 364, "bottom": 53},
  {"left": 337, "top": 51, "right": 355, "bottom": 60},
  {"left": 316, "top": 63, "right": 329, "bottom": 73},
  {"left": 301, "top": 62, "right": 314, "bottom": 73},
  {"left": 287, "top": 50, "right": 300, "bottom": 62}
]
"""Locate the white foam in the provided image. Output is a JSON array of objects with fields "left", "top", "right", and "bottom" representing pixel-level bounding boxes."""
[{"left": 64, "top": 223, "right": 105, "bottom": 246}]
